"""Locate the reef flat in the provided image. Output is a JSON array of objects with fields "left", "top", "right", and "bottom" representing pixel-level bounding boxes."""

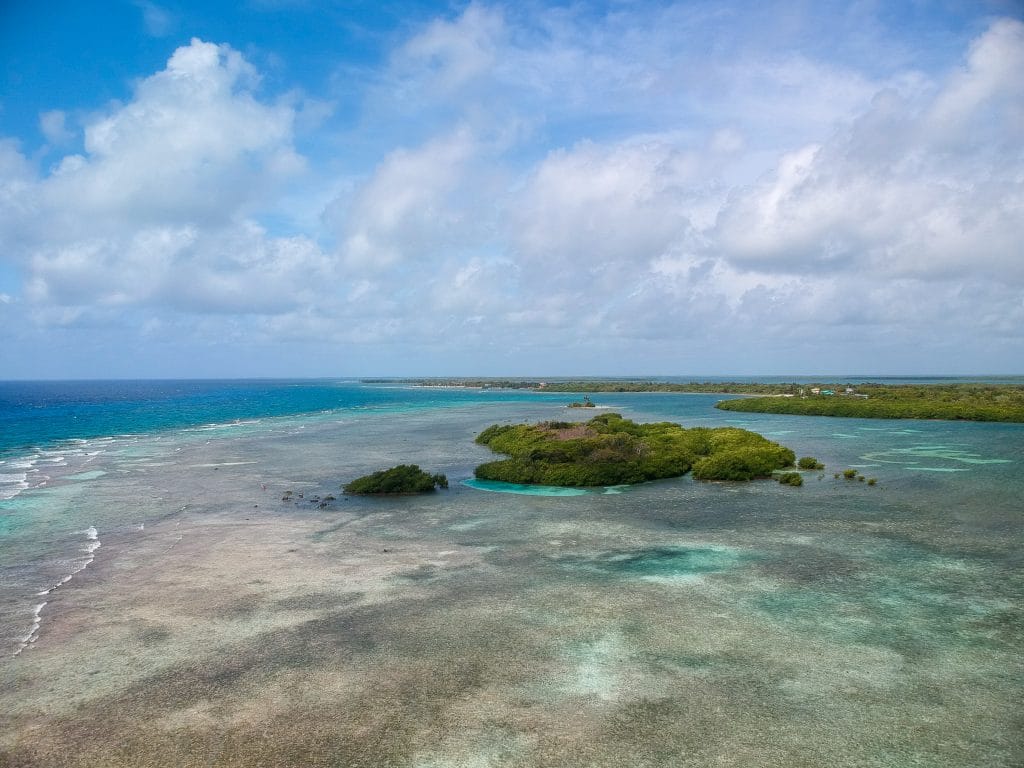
[{"left": 1, "top": 387, "right": 1021, "bottom": 767}]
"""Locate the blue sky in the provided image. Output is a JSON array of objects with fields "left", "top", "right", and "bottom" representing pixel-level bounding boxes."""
[{"left": 1, "top": 0, "right": 1022, "bottom": 378}]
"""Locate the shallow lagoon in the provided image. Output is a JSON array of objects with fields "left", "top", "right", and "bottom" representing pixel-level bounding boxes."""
[{"left": 1, "top": 387, "right": 1021, "bottom": 766}]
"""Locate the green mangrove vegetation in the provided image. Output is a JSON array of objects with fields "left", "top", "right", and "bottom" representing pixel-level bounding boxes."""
[
  {"left": 716, "top": 384, "right": 1024, "bottom": 422},
  {"left": 833, "top": 469, "right": 877, "bottom": 485},
  {"left": 473, "top": 412, "right": 796, "bottom": 487},
  {"left": 777, "top": 471, "right": 804, "bottom": 487},
  {"left": 568, "top": 395, "right": 596, "bottom": 408},
  {"left": 798, "top": 456, "right": 825, "bottom": 470},
  {"left": 343, "top": 465, "right": 448, "bottom": 495}
]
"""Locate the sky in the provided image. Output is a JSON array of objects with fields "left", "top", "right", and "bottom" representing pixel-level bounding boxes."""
[{"left": 1, "top": 0, "right": 1022, "bottom": 379}]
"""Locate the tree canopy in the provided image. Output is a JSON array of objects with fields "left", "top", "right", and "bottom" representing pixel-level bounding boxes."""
[
  {"left": 474, "top": 413, "right": 795, "bottom": 487},
  {"left": 343, "top": 465, "right": 448, "bottom": 495},
  {"left": 716, "top": 384, "right": 1024, "bottom": 422}
]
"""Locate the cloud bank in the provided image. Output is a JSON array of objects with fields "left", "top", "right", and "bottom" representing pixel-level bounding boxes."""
[{"left": 1, "top": 5, "right": 1022, "bottom": 376}]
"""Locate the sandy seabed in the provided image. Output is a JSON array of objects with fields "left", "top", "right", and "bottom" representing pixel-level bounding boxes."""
[{"left": 1, "top": 401, "right": 1021, "bottom": 767}]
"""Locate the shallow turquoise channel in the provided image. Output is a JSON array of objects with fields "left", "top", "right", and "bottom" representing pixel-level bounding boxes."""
[{"left": 462, "top": 478, "right": 590, "bottom": 496}]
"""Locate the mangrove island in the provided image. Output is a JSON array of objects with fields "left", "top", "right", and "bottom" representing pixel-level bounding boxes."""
[{"left": 474, "top": 412, "right": 796, "bottom": 486}]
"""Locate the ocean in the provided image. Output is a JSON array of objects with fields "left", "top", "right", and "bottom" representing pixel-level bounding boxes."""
[{"left": 1, "top": 379, "right": 1021, "bottom": 766}]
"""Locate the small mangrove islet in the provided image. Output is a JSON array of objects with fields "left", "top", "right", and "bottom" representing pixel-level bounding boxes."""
[
  {"left": 474, "top": 412, "right": 796, "bottom": 487},
  {"left": 777, "top": 471, "right": 804, "bottom": 487},
  {"left": 567, "top": 395, "right": 596, "bottom": 408},
  {"left": 343, "top": 464, "right": 448, "bottom": 495}
]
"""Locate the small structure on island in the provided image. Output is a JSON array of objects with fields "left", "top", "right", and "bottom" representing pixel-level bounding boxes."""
[{"left": 810, "top": 387, "right": 821, "bottom": 395}]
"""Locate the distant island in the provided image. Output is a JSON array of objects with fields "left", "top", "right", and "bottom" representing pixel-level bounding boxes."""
[
  {"left": 716, "top": 384, "right": 1024, "bottom": 422},
  {"left": 474, "top": 412, "right": 796, "bottom": 486},
  {"left": 365, "top": 379, "right": 1024, "bottom": 423},
  {"left": 343, "top": 465, "right": 449, "bottom": 495},
  {"left": 368, "top": 378, "right": 807, "bottom": 394}
]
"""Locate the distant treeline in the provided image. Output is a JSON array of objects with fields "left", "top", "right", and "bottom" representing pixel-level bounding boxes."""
[
  {"left": 365, "top": 379, "right": 810, "bottom": 394},
  {"left": 716, "top": 384, "right": 1024, "bottom": 422},
  {"left": 361, "top": 378, "right": 1024, "bottom": 423}
]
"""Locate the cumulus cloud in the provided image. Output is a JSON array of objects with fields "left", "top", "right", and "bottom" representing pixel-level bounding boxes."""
[
  {"left": 335, "top": 129, "right": 488, "bottom": 270},
  {"left": 321, "top": 11, "right": 1024, "bottom": 362},
  {"left": 2, "top": 39, "right": 329, "bottom": 326},
  {"left": 2, "top": 6, "right": 1022, "bottom": 376},
  {"left": 712, "top": 19, "right": 1024, "bottom": 283},
  {"left": 927, "top": 17, "right": 1024, "bottom": 145},
  {"left": 24, "top": 223, "right": 330, "bottom": 317},
  {"left": 395, "top": 4, "right": 504, "bottom": 98},
  {"left": 510, "top": 139, "right": 700, "bottom": 300},
  {"left": 47, "top": 39, "right": 302, "bottom": 230}
]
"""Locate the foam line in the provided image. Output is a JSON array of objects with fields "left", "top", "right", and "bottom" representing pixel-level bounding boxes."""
[
  {"left": 13, "top": 602, "right": 47, "bottom": 656},
  {"left": 16, "top": 527, "right": 101, "bottom": 655}
]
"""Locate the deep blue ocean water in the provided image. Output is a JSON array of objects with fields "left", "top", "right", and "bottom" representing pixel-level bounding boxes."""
[{"left": 0, "top": 379, "right": 553, "bottom": 455}]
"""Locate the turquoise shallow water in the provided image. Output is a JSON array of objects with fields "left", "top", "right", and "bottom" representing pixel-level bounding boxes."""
[
  {"left": 463, "top": 477, "right": 591, "bottom": 496},
  {"left": 1, "top": 381, "right": 1022, "bottom": 766}
]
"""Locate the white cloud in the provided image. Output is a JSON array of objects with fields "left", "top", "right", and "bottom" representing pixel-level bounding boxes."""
[
  {"left": 712, "top": 19, "right": 1024, "bottom": 282},
  {"left": 24, "top": 222, "right": 332, "bottom": 317},
  {"left": 314, "top": 11, "right": 1024, "bottom": 362},
  {"left": 44, "top": 39, "right": 303, "bottom": 230},
  {"left": 39, "top": 110, "right": 73, "bottom": 145},
  {"left": 333, "top": 128, "right": 495, "bottom": 270},
  {"left": 2, "top": 39, "right": 329, "bottom": 326},
  {"left": 134, "top": 1, "right": 175, "bottom": 37},
  {"left": 511, "top": 139, "right": 699, "bottom": 284},
  {"left": 926, "top": 17, "right": 1024, "bottom": 146},
  {"left": 2, "top": 7, "right": 1022, "bottom": 375},
  {"left": 395, "top": 3, "right": 504, "bottom": 97}
]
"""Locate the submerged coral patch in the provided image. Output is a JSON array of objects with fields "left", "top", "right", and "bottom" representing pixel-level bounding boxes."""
[
  {"left": 862, "top": 444, "right": 1011, "bottom": 469},
  {"left": 557, "top": 546, "right": 742, "bottom": 580}
]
